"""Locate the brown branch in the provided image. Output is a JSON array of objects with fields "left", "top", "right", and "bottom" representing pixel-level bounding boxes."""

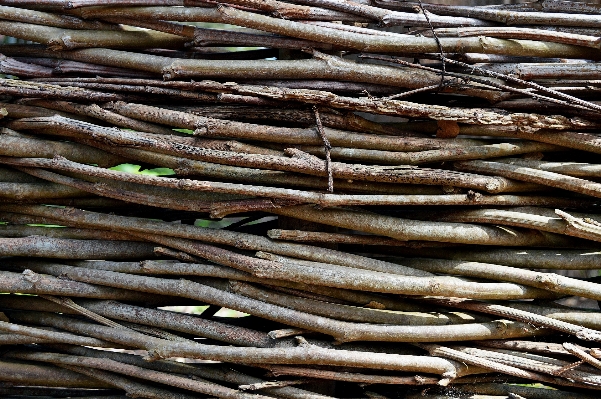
[
  {"left": 417, "top": 344, "right": 590, "bottom": 389},
  {"left": 166, "top": 81, "right": 598, "bottom": 128},
  {"left": 457, "top": 347, "right": 599, "bottom": 386},
  {"left": 563, "top": 343, "right": 601, "bottom": 373},
  {"left": 0, "top": 270, "right": 190, "bottom": 303},
  {"left": 0, "top": 128, "right": 129, "bottom": 167},
  {"left": 226, "top": 0, "right": 493, "bottom": 27},
  {"left": 477, "top": 340, "right": 571, "bottom": 357},
  {"left": 288, "top": 140, "right": 563, "bottom": 165},
  {"left": 0, "top": 225, "right": 136, "bottom": 241},
  {"left": 52, "top": 344, "right": 332, "bottom": 399},
  {"left": 171, "top": 103, "right": 406, "bottom": 135},
  {"left": 105, "top": 101, "right": 484, "bottom": 150},
  {"left": 0, "top": 20, "right": 187, "bottom": 50},
  {"left": 5, "top": 310, "right": 466, "bottom": 375},
  {"left": 229, "top": 280, "right": 472, "bottom": 326},
  {"left": 261, "top": 364, "right": 441, "bottom": 385},
  {"left": 401, "top": 256, "right": 601, "bottom": 301},
  {"left": 3, "top": 155, "right": 578, "bottom": 210},
  {"left": 267, "top": 229, "right": 446, "bottom": 246},
  {"left": 427, "top": 298, "right": 601, "bottom": 342},
  {"left": 0, "top": 359, "right": 112, "bottom": 388},
  {"left": 0, "top": 53, "right": 54, "bottom": 78},
  {"left": 75, "top": 299, "right": 273, "bottom": 347},
  {"left": 106, "top": 15, "right": 336, "bottom": 51},
  {"left": 374, "top": 0, "right": 601, "bottom": 28},
  {"left": 434, "top": 27, "right": 601, "bottom": 49},
  {"left": 11, "top": 165, "right": 226, "bottom": 213},
  {"left": 0, "top": 181, "right": 87, "bottom": 200},
  {"left": 0, "top": 203, "right": 434, "bottom": 278},
  {"left": 361, "top": 53, "right": 601, "bottom": 114},
  {"left": 94, "top": 144, "right": 540, "bottom": 195},
  {"left": 454, "top": 159, "right": 601, "bottom": 198},
  {"left": 5, "top": 48, "right": 506, "bottom": 101},
  {"left": 0, "top": 387, "right": 122, "bottom": 397},
  {"left": 0, "top": 4, "right": 120, "bottom": 30},
  {"left": 0, "top": 77, "right": 122, "bottom": 101},
  {"left": 412, "top": 206, "right": 601, "bottom": 243},
  {"left": 486, "top": 158, "right": 601, "bottom": 179},
  {"left": 0, "top": 319, "right": 121, "bottom": 348},
  {"left": 11, "top": 263, "right": 547, "bottom": 342},
  {"left": 59, "top": 364, "right": 200, "bottom": 399},
  {"left": 0, "top": 144, "right": 534, "bottom": 197},
  {"left": 73, "top": 4, "right": 592, "bottom": 58},
  {"left": 9, "top": 350, "right": 275, "bottom": 399},
  {"left": 391, "top": 247, "right": 601, "bottom": 270},
  {"left": 271, "top": 205, "right": 580, "bottom": 247},
  {"left": 0, "top": 235, "right": 156, "bottom": 259}
]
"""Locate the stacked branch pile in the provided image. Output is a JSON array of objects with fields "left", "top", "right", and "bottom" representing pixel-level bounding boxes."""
[{"left": 2, "top": 0, "right": 601, "bottom": 398}]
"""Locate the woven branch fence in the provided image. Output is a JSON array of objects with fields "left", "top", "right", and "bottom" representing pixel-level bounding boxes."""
[{"left": 1, "top": 0, "right": 601, "bottom": 398}]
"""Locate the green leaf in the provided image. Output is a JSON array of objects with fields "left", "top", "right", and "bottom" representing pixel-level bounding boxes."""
[
  {"left": 173, "top": 128, "right": 194, "bottom": 134},
  {"left": 141, "top": 167, "right": 176, "bottom": 176},
  {"left": 110, "top": 163, "right": 141, "bottom": 174},
  {"left": 110, "top": 163, "right": 175, "bottom": 176}
]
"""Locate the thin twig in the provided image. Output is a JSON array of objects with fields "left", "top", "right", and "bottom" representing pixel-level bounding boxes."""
[
  {"left": 313, "top": 106, "right": 333, "bottom": 192},
  {"left": 417, "top": 0, "right": 446, "bottom": 92}
]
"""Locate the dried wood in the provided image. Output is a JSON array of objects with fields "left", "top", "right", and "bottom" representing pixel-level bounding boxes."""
[{"left": 1, "top": 1, "right": 601, "bottom": 397}]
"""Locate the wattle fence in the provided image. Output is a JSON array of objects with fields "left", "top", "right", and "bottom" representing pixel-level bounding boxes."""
[{"left": 1, "top": 1, "right": 601, "bottom": 398}]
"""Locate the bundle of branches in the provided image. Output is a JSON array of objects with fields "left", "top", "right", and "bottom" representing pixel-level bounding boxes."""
[{"left": 1, "top": 0, "right": 601, "bottom": 398}]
